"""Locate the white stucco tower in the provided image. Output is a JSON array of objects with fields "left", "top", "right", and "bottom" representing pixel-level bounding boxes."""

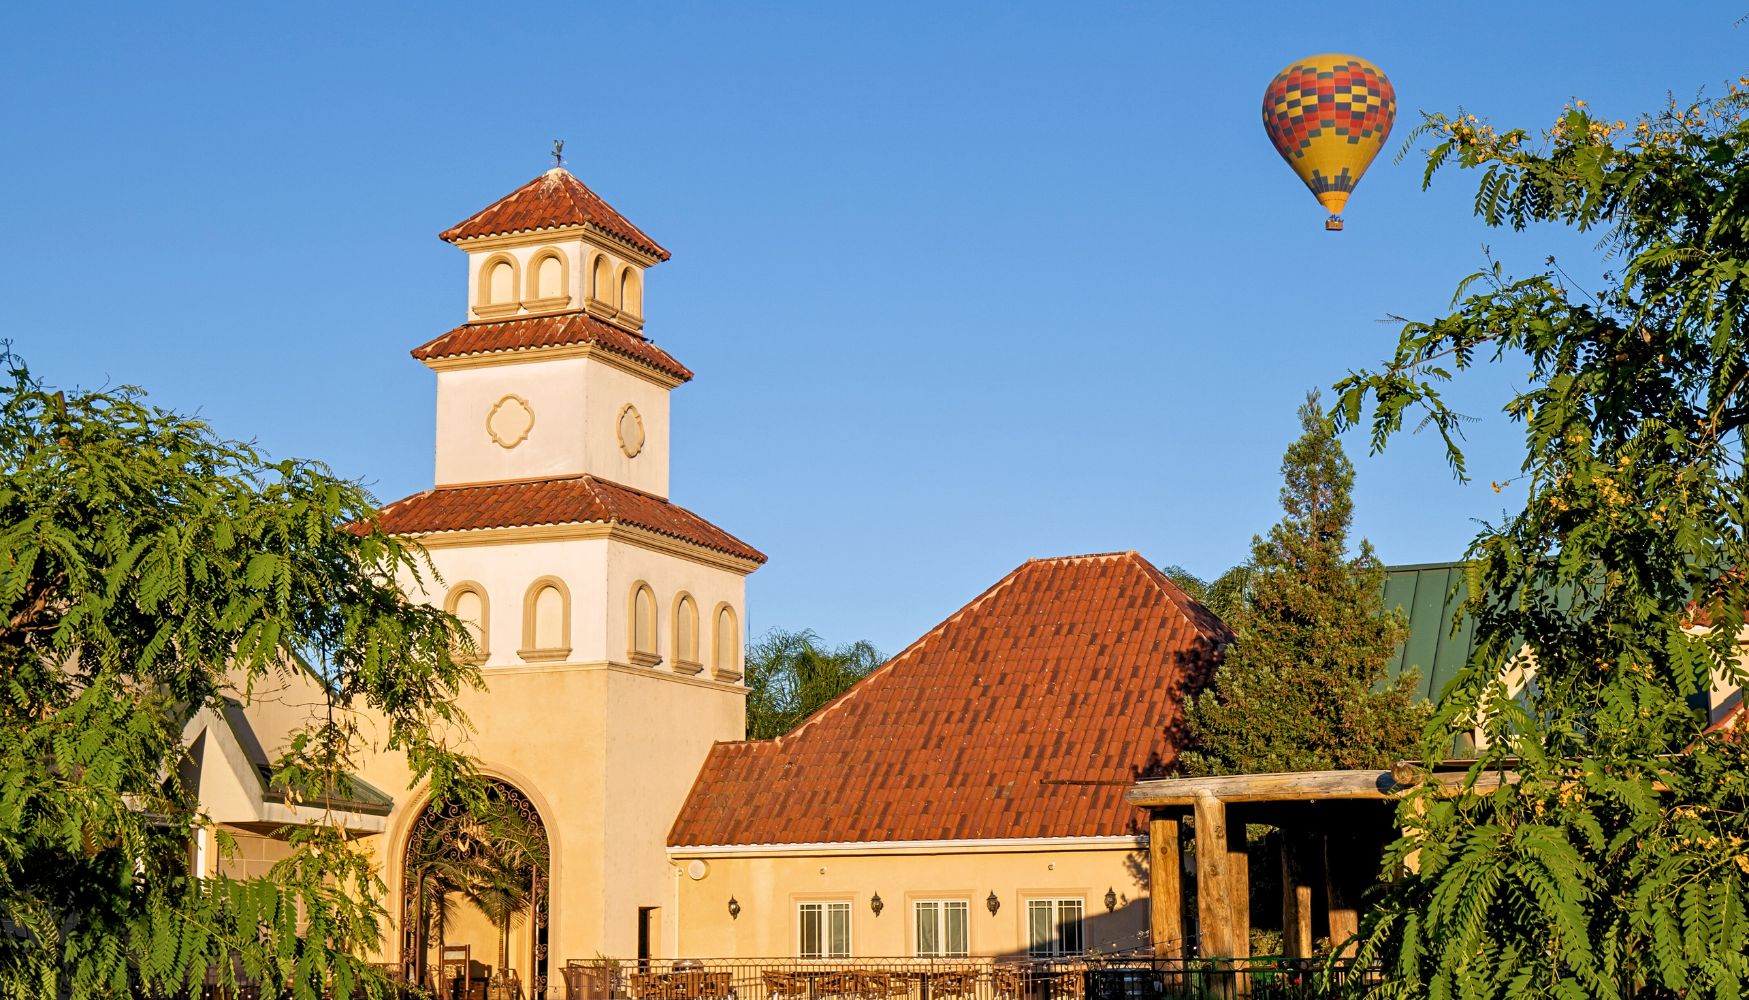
[{"left": 375, "top": 167, "right": 765, "bottom": 989}]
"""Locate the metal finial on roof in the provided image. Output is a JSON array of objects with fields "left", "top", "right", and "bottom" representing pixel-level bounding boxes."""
[{"left": 551, "top": 139, "right": 565, "bottom": 170}]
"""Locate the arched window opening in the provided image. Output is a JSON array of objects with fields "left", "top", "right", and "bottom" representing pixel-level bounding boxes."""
[
  {"left": 475, "top": 254, "right": 521, "bottom": 318},
  {"left": 527, "top": 250, "right": 568, "bottom": 305},
  {"left": 519, "top": 577, "right": 571, "bottom": 662},
  {"left": 445, "top": 584, "right": 489, "bottom": 663},
  {"left": 488, "top": 260, "right": 516, "bottom": 303},
  {"left": 713, "top": 604, "right": 741, "bottom": 681},
  {"left": 628, "top": 583, "right": 659, "bottom": 667},
  {"left": 591, "top": 255, "right": 616, "bottom": 310},
  {"left": 619, "top": 267, "right": 643, "bottom": 318},
  {"left": 673, "top": 594, "right": 700, "bottom": 674}
]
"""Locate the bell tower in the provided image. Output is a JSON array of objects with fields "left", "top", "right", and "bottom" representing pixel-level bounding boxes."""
[{"left": 376, "top": 165, "right": 765, "bottom": 972}]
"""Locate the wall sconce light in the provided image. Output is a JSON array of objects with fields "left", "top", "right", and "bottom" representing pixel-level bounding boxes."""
[
  {"left": 986, "top": 891, "right": 1001, "bottom": 916},
  {"left": 1104, "top": 887, "right": 1118, "bottom": 912},
  {"left": 870, "top": 892, "right": 884, "bottom": 917},
  {"left": 727, "top": 896, "right": 741, "bottom": 920}
]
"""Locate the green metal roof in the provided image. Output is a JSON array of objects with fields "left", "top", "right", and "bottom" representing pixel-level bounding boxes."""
[{"left": 1382, "top": 562, "right": 1478, "bottom": 703}]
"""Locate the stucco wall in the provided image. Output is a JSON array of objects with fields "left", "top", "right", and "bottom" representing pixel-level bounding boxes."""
[
  {"left": 671, "top": 846, "right": 1153, "bottom": 959},
  {"left": 433, "top": 357, "right": 671, "bottom": 497}
]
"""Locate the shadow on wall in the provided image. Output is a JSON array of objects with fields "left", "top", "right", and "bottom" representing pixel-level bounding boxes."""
[{"left": 987, "top": 899, "right": 1154, "bottom": 962}]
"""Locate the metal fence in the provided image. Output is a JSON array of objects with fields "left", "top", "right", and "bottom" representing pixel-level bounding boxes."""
[{"left": 556, "top": 956, "right": 1383, "bottom": 1000}]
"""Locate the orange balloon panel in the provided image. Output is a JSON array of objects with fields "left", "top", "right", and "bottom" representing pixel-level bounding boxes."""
[{"left": 1262, "top": 54, "right": 1396, "bottom": 218}]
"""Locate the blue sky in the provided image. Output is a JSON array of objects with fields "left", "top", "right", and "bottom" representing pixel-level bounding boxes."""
[{"left": 3, "top": 3, "right": 1744, "bottom": 654}]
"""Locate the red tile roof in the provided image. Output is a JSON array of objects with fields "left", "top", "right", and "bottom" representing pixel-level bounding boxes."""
[
  {"left": 668, "top": 552, "right": 1230, "bottom": 847},
  {"left": 375, "top": 475, "right": 764, "bottom": 564},
  {"left": 440, "top": 168, "right": 670, "bottom": 260},
  {"left": 410, "top": 311, "right": 692, "bottom": 382}
]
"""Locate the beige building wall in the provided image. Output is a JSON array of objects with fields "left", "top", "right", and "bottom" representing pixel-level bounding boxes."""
[
  {"left": 460, "top": 230, "right": 650, "bottom": 329},
  {"left": 211, "top": 826, "right": 298, "bottom": 881},
  {"left": 433, "top": 356, "right": 672, "bottom": 497},
  {"left": 670, "top": 844, "right": 1153, "bottom": 959}
]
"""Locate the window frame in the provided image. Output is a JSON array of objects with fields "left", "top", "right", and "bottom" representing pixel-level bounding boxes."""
[
  {"left": 912, "top": 898, "right": 970, "bottom": 958},
  {"left": 796, "top": 900, "right": 852, "bottom": 959},
  {"left": 518, "top": 576, "right": 572, "bottom": 662},
  {"left": 1024, "top": 897, "right": 1086, "bottom": 957},
  {"left": 444, "top": 582, "right": 490, "bottom": 664}
]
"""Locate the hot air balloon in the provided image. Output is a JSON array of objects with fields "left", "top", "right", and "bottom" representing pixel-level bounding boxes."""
[{"left": 1262, "top": 54, "right": 1396, "bottom": 230}]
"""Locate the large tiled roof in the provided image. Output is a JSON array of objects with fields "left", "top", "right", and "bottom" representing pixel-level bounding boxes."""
[
  {"left": 440, "top": 168, "right": 670, "bottom": 260},
  {"left": 375, "top": 475, "right": 764, "bottom": 564},
  {"left": 410, "top": 311, "right": 693, "bottom": 382},
  {"left": 668, "top": 552, "right": 1230, "bottom": 847}
]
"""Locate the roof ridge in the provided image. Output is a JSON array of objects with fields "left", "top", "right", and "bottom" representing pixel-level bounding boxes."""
[
  {"left": 1127, "top": 552, "right": 1235, "bottom": 646},
  {"left": 1026, "top": 550, "right": 1137, "bottom": 564},
  {"left": 439, "top": 169, "right": 670, "bottom": 258}
]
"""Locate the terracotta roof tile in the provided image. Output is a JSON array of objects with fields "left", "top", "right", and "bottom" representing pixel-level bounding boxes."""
[
  {"left": 668, "top": 551, "right": 1230, "bottom": 846},
  {"left": 410, "top": 311, "right": 692, "bottom": 382},
  {"left": 440, "top": 169, "right": 670, "bottom": 260},
  {"left": 375, "top": 475, "right": 764, "bottom": 563}
]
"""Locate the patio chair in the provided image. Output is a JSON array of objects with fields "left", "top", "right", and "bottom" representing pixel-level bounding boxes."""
[
  {"left": 763, "top": 970, "right": 809, "bottom": 1000},
  {"left": 990, "top": 967, "right": 1026, "bottom": 1000},
  {"left": 848, "top": 972, "right": 893, "bottom": 1000},
  {"left": 1047, "top": 972, "right": 1084, "bottom": 1000},
  {"left": 813, "top": 972, "right": 858, "bottom": 999},
  {"left": 928, "top": 970, "right": 976, "bottom": 1000},
  {"left": 439, "top": 946, "right": 471, "bottom": 1000},
  {"left": 633, "top": 972, "right": 674, "bottom": 1000}
]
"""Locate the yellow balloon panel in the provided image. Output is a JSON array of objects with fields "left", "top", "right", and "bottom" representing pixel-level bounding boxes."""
[{"left": 1262, "top": 54, "right": 1396, "bottom": 218}]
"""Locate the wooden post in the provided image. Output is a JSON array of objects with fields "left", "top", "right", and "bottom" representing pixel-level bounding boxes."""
[
  {"left": 1149, "top": 812, "right": 1184, "bottom": 958},
  {"left": 1225, "top": 808, "right": 1250, "bottom": 960},
  {"left": 1194, "top": 792, "right": 1234, "bottom": 960},
  {"left": 1323, "top": 828, "right": 1359, "bottom": 957},
  {"left": 1280, "top": 831, "right": 1315, "bottom": 959}
]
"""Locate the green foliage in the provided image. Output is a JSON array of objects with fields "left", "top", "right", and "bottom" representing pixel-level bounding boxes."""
[
  {"left": 0, "top": 356, "right": 481, "bottom": 999},
  {"left": 1335, "top": 87, "right": 1749, "bottom": 998},
  {"left": 744, "top": 628, "right": 883, "bottom": 739},
  {"left": 1181, "top": 392, "right": 1424, "bottom": 775},
  {"left": 408, "top": 795, "right": 548, "bottom": 982}
]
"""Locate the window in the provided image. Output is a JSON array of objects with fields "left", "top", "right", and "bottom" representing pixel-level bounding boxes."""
[
  {"left": 798, "top": 901, "right": 851, "bottom": 959},
  {"left": 519, "top": 577, "right": 571, "bottom": 661},
  {"left": 488, "top": 259, "right": 516, "bottom": 302},
  {"left": 620, "top": 266, "right": 643, "bottom": 318},
  {"left": 592, "top": 254, "right": 616, "bottom": 308},
  {"left": 1026, "top": 898, "right": 1084, "bottom": 957},
  {"left": 672, "top": 594, "right": 701, "bottom": 673},
  {"left": 475, "top": 254, "right": 522, "bottom": 318},
  {"left": 629, "top": 583, "right": 659, "bottom": 666},
  {"left": 445, "top": 583, "right": 489, "bottom": 663},
  {"left": 526, "top": 248, "right": 570, "bottom": 307},
  {"left": 713, "top": 603, "right": 740, "bottom": 680},
  {"left": 914, "top": 900, "right": 969, "bottom": 958}
]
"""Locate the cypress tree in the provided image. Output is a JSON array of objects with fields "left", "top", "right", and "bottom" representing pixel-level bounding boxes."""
[{"left": 1181, "top": 391, "right": 1423, "bottom": 775}]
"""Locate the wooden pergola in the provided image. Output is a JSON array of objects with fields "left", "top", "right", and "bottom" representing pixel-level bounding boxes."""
[{"left": 1128, "top": 767, "right": 1456, "bottom": 960}]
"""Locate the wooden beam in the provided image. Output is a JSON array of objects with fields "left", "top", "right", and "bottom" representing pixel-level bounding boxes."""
[
  {"left": 1129, "top": 769, "right": 1402, "bottom": 807},
  {"left": 1280, "top": 830, "right": 1315, "bottom": 959},
  {"left": 1225, "top": 806, "right": 1250, "bottom": 961},
  {"left": 1193, "top": 792, "right": 1235, "bottom": 960},
  {"left": 1148, "top": 812, "right": 1184, "bottom": 959}
]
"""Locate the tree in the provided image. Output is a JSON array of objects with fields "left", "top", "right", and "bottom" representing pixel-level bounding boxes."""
[
  {"left": 1335, "top": 86, "right": 1749, "bottom": 998},
  {"left": 744, "top": 628, "right": 883, "bottom": 739},
  {"left": 405, "top": 797, "right": 547, "bottom": 986},
  {"left": 1181, "top": 391, "right": 1423, "bottom": 776},
  {"left": 0, "top": 356, "right": 481, "bottom": 1000}
]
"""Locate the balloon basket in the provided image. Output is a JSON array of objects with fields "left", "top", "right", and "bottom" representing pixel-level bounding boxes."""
[{"left": 1325, "top": 216, "right": 1344, "bottom": 232}]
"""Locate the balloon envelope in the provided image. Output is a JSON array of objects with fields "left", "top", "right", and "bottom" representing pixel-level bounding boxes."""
[{"left": 1262, "top": 54, "right": 1396, "bottom": 218}]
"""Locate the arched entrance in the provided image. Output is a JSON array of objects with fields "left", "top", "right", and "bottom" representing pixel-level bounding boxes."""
[{"left": 399, "top": 779, "right": 551, "bottom": 999}]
